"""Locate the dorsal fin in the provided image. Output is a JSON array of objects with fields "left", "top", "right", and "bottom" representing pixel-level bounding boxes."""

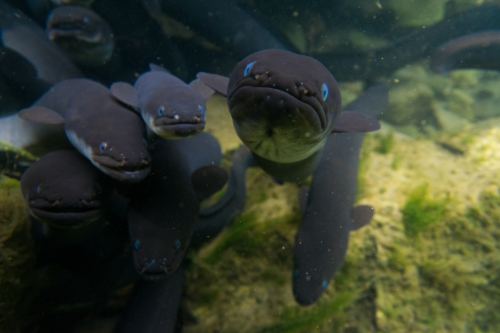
[
  {"left": 196, "top": 72, "right": 229, "bottom": 96},
  {"left": 333, "top": 111, "right": 380, "bottom": 133}
]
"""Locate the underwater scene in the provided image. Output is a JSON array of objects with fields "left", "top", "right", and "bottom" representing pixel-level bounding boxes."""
[{"left": 1, "top": 0, "right": 500, "bottom": 332}]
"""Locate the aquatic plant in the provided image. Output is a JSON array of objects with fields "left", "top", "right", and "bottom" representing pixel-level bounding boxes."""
[{"left": 402, "top": 184, "right": 448, "bottom": 237}]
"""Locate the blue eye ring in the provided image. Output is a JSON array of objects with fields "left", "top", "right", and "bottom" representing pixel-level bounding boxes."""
[
  {"left": 322, "top": 280, "right": 328, "bottom": 288},
  {"left": 321, "top": 83, "right": 328, "bottom": 101},
  {"left": 99, "top": 142, "right": 107, "bottom": 152},
  {"left": 198, "top": 104, "right": 204, "bottom": 114},
  {"left": 158, "top": 105, "right": 165, "bottom": 116},
  {"left": 175, "top": 240, "right": 181, "bottom": 250},
  {"left": 244, "top": 61, "right": 255, "bottom": 76},
  {"left": 36, "top": 186, "right": 41, "bottom": 194},
  {"left": 134, "top": 240, "right": 140, "bottom": 250}
]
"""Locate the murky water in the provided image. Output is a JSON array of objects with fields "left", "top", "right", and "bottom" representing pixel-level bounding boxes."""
[{"left": 1, "top": 1, "right": 500, "bottom": 332}]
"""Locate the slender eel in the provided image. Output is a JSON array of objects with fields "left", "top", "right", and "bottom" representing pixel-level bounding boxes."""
[
  {"left": 46, "top": 5, "right": 114, "bottom": 67},
  {"left": 110, "top": 64, "right": 213, "bottom": 139},
  {"left": 127, "top": 132, "right": 227, "bottom": 279},
  {"left": 0, "top": 0, "right": 81, "bottom": 104},
  {"left": 293, "top": 83, "right": 389, "bottom": 305},
  {"left": 431, "top": 30, "right": 500, "bottom": 73}
]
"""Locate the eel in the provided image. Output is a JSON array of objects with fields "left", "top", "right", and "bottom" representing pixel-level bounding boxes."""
[
  {"left": 142, "top": 0, "right": 293, "bottom": 60},
  {"left": 20, "top": 149, "right": 113, "bottom": 227},
  {"left": 46, "top": 5, "right": 114, "bottom": 68},
  {"left": 127, "top": 132, "right": 227, "bottom": 280},
  {"left": 293, "top": 83, "right": 388, "bottom": 305},
  {"left": 197, "top": 49, "right": 379, "bottom": 182},
  {"left": 312, "top": 5, "right": 500, "bottom": 81},
  {"left": 114, "top": 267, "right": 184, "bottom": 333},
  {"left": 17, "top": 78, "right": 151, "bottom": 183},
  {"left": 431, "top": 30, "right": 500, "bottom": 73},
  {"left": 0, "top": 0, "right": 81, "bottom": 104},
  {"left": 197, "top": 50, "right": 383, "bottom": 305},
  {"left": 110, "top": 64, "right": 214, "bottom": 139}
]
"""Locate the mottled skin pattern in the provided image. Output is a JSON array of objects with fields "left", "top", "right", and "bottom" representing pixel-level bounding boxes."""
[
  {"left": 18, "top": 78, "right": 151, "bottom": 183},
  {"left": 20, "top": 149, "right": 112, "bottom": 226}
]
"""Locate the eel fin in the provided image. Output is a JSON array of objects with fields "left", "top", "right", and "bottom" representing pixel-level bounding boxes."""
[
  {"left": 332, "top": 111, "right": 380, "bottom": 133},
  {"left": 110, "top": 82, "right": 140, "bottom": 110},
  {"left": 298, "top": 185, "right": 309, "bottom": 213},
  {"left": 0, "top": 47, "right": 38, "bottom": 82},
  {"left": 350, "top": 205, "right": 374, "bottom": 230},
  {"left": 189, "top": 78, "right": 215, "bottom": 101},
  {"left": 191, "top": 165, "right": 228, "bottom": 201},
  {"left": 149, "top": 63, "right": 170, "bottom": 73},
  {"left": 196, "top": 72, "right": 229, "bottom": 96},
  {"left": 18, "top": 106, "right": 65, "bottom": 125}
]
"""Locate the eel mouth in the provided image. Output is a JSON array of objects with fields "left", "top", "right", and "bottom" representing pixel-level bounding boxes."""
[
  {"left": 153, "top": 122, "right": 205, "bottom": 139},
  {"left": 47, "top": 20, "right": 101, "bottom": 43},
  {"left": 29, "top": 204, "right": 102, "bottom": 227},
  {"left": 134, "top": 258, "right": 175, "bottom": 281},
  {"left": 92, "top": 155, "right": 151, "bottom": 183},
  {"left": 228, "top": 75, "right": 327, "bottom": 131}
]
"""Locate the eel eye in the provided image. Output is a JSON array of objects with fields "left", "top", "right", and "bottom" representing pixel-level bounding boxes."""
[
  {"left": 99, "top": 142, "right": 107, "bottom": 152},
  {"left": 143, "top": 139, "right": 148, "bottom": 149},
  {"left": 82, "top": 16, "right": 89, "bottom": 23},
  {"left": 158, "top": 105, "right": 165, "bottom": 116},
  {"left": 244, "top": 61, "right": 255, "bottom": 76},
  {"left": 175, "top": 240, "right": 181, "bottom": 250},
  {"left": 321, "top": 83, "right": 328, "bottom": 101},
  {"left": 198, "top": 104, "right": 204, "bottom": 114},
  {"left": 134, "top": 240, "right": 140, "bottom": 250}
]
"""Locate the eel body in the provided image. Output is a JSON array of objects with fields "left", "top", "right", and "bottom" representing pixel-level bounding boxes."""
[
  {"left": 114, "top": 267, "right": 184, "bottom": 333},
  {"left": 293, "top": 83, "right": 388, "bottom": 305},
  {"left": 431, "top": 30, "right": 500, "bottom": 73},
  {"left": 127, "top": 132, "right": 227, "bottom": 279},
  {"left": 17, "top": 78, "right": 151, "bottom": 182}
]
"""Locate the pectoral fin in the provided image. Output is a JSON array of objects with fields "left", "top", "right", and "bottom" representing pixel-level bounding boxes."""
[
  {"left": 110, "top": 82, "right": 140, "bottom": 110},
  {"left": 191, "top": 165, "right": 228, "bottom": 200},
  {"left": 196, "top": 72, "right": 229, "bottom": 96},
  {"left": 333, "top": 111, "right": 380, "bottom": 133},
  {"left": 350, "top": 205, "right": 374, "bottom": 230},
  {"left": 189, "top": 78, "right": 215, "bottom": 101},
  {"left": 18, "top": 106, "right": 65, "bottom": 125}
]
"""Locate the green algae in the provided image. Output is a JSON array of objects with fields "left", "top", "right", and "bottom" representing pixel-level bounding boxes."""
[
  {"left": 258, "top": 290, "right": 357, "bottom": 333},
  {"left": 402, "top": 185, "right": 448, "bottom": 237},
  {"left": 374, "top": 132, "right": 395, "bottom": 155},
  {"left": 0, "top": 176, "right": 34, "bottom": 333}
]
